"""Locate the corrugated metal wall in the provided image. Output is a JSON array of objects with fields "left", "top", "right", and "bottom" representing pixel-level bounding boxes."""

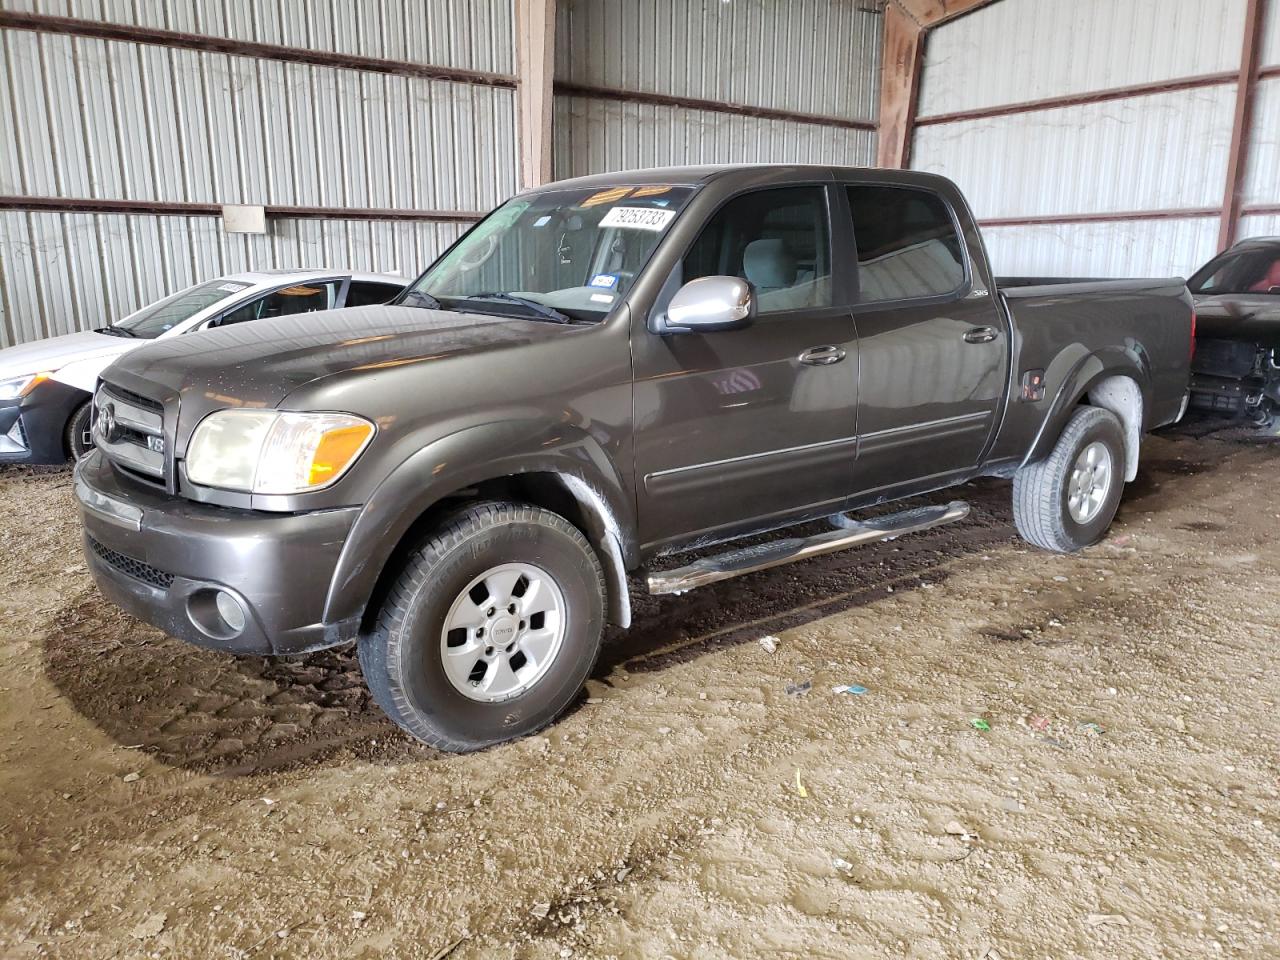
[
  {"left": 0, "top": 0, "right": 514, "bottom": 346},
  {"left": 554, "top": 0, "right": 879, "bottom": 120},
  {"left": 0, "top": 30, "right": 516, "bottom": 210},
  {"left": 912, "top": 0, "right": 1258, "bottom": 279},
  {"left": 918, "top": 0, "right": 1247, "bottom": 116},
  {"left": 4, "top": 0, "right": 515, "bottom": 73},
  {"left": 554, "top": 96, "right": 875, "bottom": 175},
  {"left": 553, "top": 0, "right": 882, "bottom": 178},
  {"left": 915, "top": 87, "right": 1237, "bottom": 220},
  {"left": 1264, "top": 0, "right": 1280, "bottom": 67}
]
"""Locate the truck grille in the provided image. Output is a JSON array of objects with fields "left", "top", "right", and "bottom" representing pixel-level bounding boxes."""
[
  {"left": 94, "top": 383, "right": 167, "bottom": 484},
  {"left": 88, "top": 537, "right": 175, "bottom": 589}
]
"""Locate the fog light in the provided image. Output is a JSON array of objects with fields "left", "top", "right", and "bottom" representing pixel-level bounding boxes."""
[{"left": 214, "top": 590, "right": 247, "bottom": 633}]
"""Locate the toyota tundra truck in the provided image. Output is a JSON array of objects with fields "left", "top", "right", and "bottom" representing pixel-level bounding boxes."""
[{"left": 74, "top": 166, "right": 1193, "bottom": 752}]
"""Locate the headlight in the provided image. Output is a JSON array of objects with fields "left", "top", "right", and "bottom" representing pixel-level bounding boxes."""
[
  {"left": 186, "top": 410, "right": 375, "bottom": 494},
  {"left": 0, "top": 372, "right": 50, "bottom": 401}
]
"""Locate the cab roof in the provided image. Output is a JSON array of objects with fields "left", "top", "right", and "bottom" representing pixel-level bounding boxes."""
[{"left": 523, "top": 163, "right": 948, "bottom": 195}]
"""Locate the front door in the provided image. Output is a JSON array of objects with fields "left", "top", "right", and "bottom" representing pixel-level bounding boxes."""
[
  {"left": 631, "top": 185, "right": 859, "bottom": 552},
  {"left": 843, "top": 182, "right": 1008, "bottom": 498}
]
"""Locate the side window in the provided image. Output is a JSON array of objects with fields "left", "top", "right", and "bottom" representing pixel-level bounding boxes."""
[
  {"left": 217, "top": 280, "right": 342, "bottom": 327},
  {"left": 684, "top": 186, "right": 832, "bottom": 314},
  {"left": 345, "top": 281, "right": 403, "bottom": 307},
  {"left": 846, "top": 185, "right": 966, "bottom": 304}
]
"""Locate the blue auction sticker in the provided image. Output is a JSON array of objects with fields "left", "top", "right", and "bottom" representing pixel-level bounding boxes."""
[{"left": 589, "top": 273, "right": 619, "bottom": 289}]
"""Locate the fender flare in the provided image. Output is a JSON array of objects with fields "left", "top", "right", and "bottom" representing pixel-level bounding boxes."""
[
  {"left": 322, "top": 419, "right": 636, "bottom": 629},
  {"left": 1021, "top": 345, "right": 1151, "bottom": 472}
]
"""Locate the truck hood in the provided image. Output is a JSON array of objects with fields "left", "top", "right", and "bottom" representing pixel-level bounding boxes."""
[
  {"left": 107, "top": 304, "right": 585, "bottom": 411},
  {"left": 1193, "top": 294, "right": 1280, "bottom": 347},
  {"left": 0, "top": 330, "right": 135, "bottom": 382}
]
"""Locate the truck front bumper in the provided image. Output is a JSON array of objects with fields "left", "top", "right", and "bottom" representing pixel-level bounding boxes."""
[{"left": 75, "top": 450, "right": 362, "bottom": 655}]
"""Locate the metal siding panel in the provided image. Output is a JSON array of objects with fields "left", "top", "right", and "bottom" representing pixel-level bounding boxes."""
[
  {"left": 137, "top": 42, "right": 185, "bottom": 203},
  {"left": 556, "top": 0, "right": 881, "bottom": 123},
  {"left": 552, "top": 93, "right": 874, "bottom": 179},
  {"left": 384, "top": 74, "right": 414, "bottom": 209},
  {"left": 40, "top": 34, "right": 91, "bottom": 196},
  {"left": 912, "top": 86, "right": 1239, "bottom": 219},
  {"left": 108, "top": 37, "right": 157, "bottom": 201},
  {"left": 1263, "top": 0, "right": 1280, "bottom": 68},
  {"left": 0, "top": 211, "right": 39, "bottom": 346},
  {"left": 1244, "top": 77, "right": 1280, "bottom": 205},
  {"left": 7, "top": 31, "right": 60, "bottom": 195},
  {"left": 27, "top": 0, "right": 514, "bottom": 71},
  {"left": 0, "top": 32, "right": 25, "bottom": 194},
  {"left": 96, "top": 213, "right": 141, "bottom": 321},
  {"left": 981, "top": 217, "right": 1222, "bottom": 280},
  {"left": 25, "top": 212, "right": 72, "bottom": 338},
  {"left": 1239, "top": 213, "right": 1280, "bottom": 238},
  {"left": 920, "top": 0, "right": 1248, "bottom": 117},
  {"left": 228, "top": 53, "right": 267, "bottom": 203}
]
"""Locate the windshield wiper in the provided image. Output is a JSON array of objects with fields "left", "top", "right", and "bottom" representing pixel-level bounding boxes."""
[
  {"left": 95, "top": 326, "right": 136, "bottom": 338},
  {"left": 463, "top": 292, "right": 574, "bottom": 325},
  {"left": 401, "top": 289, "right": 445, "bottom": 310}
]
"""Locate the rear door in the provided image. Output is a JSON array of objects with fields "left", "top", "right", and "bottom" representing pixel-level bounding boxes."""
[
  {"left": 843, "top": 182, "right": 1007, "bottom": 497},
  {"left": 630, "top": 183, "right": 859, "bottom": 551}
]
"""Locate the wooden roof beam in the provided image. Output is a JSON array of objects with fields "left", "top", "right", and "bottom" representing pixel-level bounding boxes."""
[
  {"left": 878, "top": 0, "right": 1001, "bottom": 168},
  {"left": 891, "top": 0, "right": 1002, "bottom": 29}
]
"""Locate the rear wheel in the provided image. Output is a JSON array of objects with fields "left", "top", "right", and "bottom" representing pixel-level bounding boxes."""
[
  {"left": 357, "top": 501, "right": 606, "bottom": 752},
  {"left": 65, "top": 401, "right": 94, "bottom": 461},
  {"left": 1013, "top": 406, "right": 1127, "bottom": 552}
]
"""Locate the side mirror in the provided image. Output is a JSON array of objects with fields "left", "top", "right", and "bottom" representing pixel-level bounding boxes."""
[{"left": 655, "top": 276, "right": 755, "bottom": 334}]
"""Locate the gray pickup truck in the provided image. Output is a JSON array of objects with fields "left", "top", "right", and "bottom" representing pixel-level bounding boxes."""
[{"left": 75, "top": 165, "right": 1192, "bottom": 751}]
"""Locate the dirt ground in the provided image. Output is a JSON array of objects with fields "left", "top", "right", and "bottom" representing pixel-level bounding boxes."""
[{"left": 1, "top": 422, "right": 1278, "bottom": 960}]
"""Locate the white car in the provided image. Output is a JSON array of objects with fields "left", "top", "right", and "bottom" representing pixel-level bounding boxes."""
[{"left": 0, "top": 269, "right": 405, "bottom": 464}]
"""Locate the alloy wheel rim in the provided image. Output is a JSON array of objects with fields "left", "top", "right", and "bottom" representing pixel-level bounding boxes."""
[
  {"left": 1067, "top": 440, "right": 1113, "bottom": 524},
  {"left": 439, "top": 562, "right": 566, "bottom": 703}
]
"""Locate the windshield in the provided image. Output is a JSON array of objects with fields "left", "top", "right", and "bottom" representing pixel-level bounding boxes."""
[
  {"left": 408, "top": 184, "right": 695, "bottom": 321},
  {"left": 114, "top": 279, "right": 253, "bottom": 338},
  {"left": 1189, "top": 248, "right": 1280, "bottom": 295}
]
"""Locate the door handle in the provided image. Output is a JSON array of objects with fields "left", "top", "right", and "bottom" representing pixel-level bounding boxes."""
[
  {"left": 799, "top": 345, "right": 847, "bottom": 365},
  {"left": 963, "top": 326, "right": 999, "bottom": 344}
]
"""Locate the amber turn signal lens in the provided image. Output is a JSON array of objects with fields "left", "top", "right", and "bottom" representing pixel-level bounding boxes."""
[{"left": 308, "top": 424, "right": 374, "bottom": 486}]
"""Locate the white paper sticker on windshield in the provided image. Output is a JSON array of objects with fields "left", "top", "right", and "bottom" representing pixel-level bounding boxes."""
[
  {"left": 218, "top": 283, "right": 248, "bottom": 293},
  {"left": 599, "top": 206, "right": 677, "bottom": 231}
]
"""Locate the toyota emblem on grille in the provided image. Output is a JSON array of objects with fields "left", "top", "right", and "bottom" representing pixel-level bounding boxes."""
[{"left": 99, "top": 402, "right": 120, "bottom": 443}]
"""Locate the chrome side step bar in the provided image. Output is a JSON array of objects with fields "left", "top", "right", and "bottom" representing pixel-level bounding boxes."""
[{"left": 646, "top": 500, "right": 971, "bottom": 596}]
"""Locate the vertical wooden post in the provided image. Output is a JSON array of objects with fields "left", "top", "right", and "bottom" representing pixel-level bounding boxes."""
[
  {"left": 515, "top": 0, "right": 556, "bottom": 189},
  {"left": 1219, "top": 0, "right": 1267, "bottom": 250},
  {"left": 877, "top": 3, "right": 925, "bottom": 169}
]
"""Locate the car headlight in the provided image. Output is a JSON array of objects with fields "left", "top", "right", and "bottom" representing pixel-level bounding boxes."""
[
  {"left": 0, "top": 372, "right": 50, "bottom": 401},
  {"left": 186, "top": 410, "right": 375, "bottom": 494}
]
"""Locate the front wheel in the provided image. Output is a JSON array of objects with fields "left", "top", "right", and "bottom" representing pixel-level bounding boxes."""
[
  {"left": 65, "top": 401, "right": 94, "bottom": 461},
  {"left": 358, "top": 501, "right": 606, "bottom": 752},
  {"left": 1013, "top": 406, "right": 1127, "bottom": 552}
]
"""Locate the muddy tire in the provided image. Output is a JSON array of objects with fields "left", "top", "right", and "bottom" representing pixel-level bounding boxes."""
[
  {"left": 357, "top": 501, "right": 606, "bottom": 752},
  {"left": 65, "top": 401, "right": 94, "bottom": 461},
  {"left": 1013, "top": 406, "right": 1127, "bottom": 553}
]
